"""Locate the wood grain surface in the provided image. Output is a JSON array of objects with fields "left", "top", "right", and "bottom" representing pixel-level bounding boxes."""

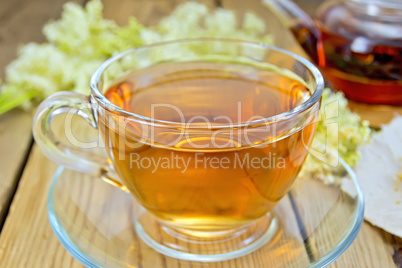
[
  {"left": 0, "top": 110, "right": 32, "bottom": 224},
  {"left": 0, "top": 0, "right": 88, "bottom": 226},
  {"left": 0, "top": 0, "right": 399, "bottom": 267},
  {"left": 290, "top": 179, "right": 396, "bottom": 268}
]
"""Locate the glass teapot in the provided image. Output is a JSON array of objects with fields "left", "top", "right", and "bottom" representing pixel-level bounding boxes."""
[{"left": 264, "top": 0, "right": 402, "bottom": 105}]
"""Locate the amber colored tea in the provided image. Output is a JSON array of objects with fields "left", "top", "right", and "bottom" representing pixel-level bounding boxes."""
[
  {"left": 291, "top": 23, "right": 402, "bottom": 105},
  {"left": 98, "top": 62, "right": 316, "bottom": 230}
]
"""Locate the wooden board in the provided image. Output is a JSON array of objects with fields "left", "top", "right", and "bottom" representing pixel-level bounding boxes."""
[
  {"left": 289, "top": 179, "right": 396, "bottom": 267},
  {"left": 0, "top": 157, "right": 308, "bottom": 267},
  {"left": 0, "top": 149, "right": 396, "bottom": 267},
  {"left": 0, "top": 0, "right": 399, "bottom": 267},
  {"left": 347, "top": 101, "right": 402, "bottom": 128},
  {"left": 0, "top": 110, "right": 33, "bottom": 224},
  {"left": 0, "top": 0, "right": 85, "bottom": 80},
  {"left": 0, "top": 0, "right": 88, "bottom": 226},
  {"left": 0, "top": 146, "right": 70, "bottom": 267}
]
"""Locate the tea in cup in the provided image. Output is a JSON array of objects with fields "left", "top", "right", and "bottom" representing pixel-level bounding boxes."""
[{"left": 33, "top": 39, "right": 323, "bottom": 261}]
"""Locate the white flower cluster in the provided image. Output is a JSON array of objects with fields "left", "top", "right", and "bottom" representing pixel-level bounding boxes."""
[
  {"left": 0, "top": 0, "right": 371, "bottom": 181},
  {"left": 0, "top": 0, "right": 273, "bottom": 113},
  {"left": 300, "top": 88, "right": 371, "bottom": 183}
]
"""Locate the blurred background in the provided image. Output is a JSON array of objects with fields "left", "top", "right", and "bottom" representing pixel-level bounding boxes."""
[{"left": 0, "top": 0, "right": 321, "bottom": 79}]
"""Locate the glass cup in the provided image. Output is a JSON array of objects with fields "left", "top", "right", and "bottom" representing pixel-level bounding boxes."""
[{"left": 33, "top": 39, "right": 324, "bottom": 262}]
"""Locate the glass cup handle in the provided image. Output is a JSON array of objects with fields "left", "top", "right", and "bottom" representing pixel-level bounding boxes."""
[{"left": 33, "top": 91, "right": 128, "bottom": 191}]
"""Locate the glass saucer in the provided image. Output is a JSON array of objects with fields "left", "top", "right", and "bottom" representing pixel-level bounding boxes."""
[{"left": 48, "top": 157, "right": 364, "bottom": 268}]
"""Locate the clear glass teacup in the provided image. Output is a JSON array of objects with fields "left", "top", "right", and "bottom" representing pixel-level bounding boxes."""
[{"left": 33, "top": 39, "right": 324, "bottom": 261}]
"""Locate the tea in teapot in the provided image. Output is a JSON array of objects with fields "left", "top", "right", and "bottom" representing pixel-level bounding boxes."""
[{"left": 265, "top": 0, "right": 402, "bottom": 105}]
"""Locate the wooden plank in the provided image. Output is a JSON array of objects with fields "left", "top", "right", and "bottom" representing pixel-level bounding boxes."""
[
  {"left": 1, "top": 152, "right": 397, "bottom": 266},
  {"left": 0, "top": 0, "right": 398, "bottom": 267},
  {"left": 0, "top": 110, "right": 33, "bottom": 224},
  {"left": 289, "top": 179, "right": 396, "bottom": 267},
  {"left": 0, "top": 0, "right": 84, "bottom": 80},
  {"left": 0, "top": 0, "right": 87, "bottom": 225},
  {"left": 0, "top": 146, "right": 84, "bottom": 268},
  {"left": 329, "top": 223, "right": 396, "bottom": 268},
  {"left": 347, "top": 101, "right": 402, "bottom": 128},
  {"left": 0, "top": 142, "right": 309, "bottom": 267}
]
